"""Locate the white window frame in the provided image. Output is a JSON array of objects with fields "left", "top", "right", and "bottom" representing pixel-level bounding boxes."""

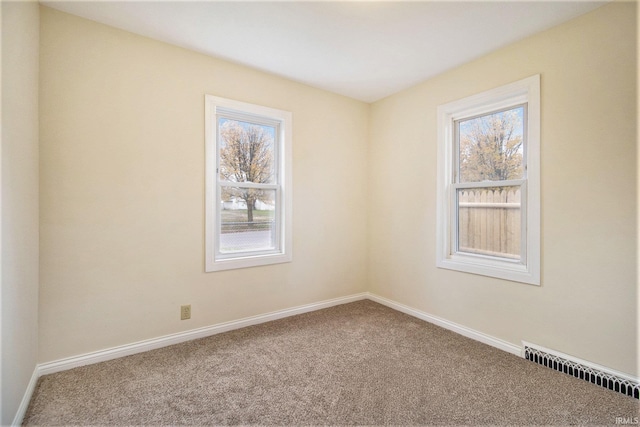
[
  {"left": 436, "top": 75, "right": 540, "bottom": 285},
  {"left": 205, "top": 95, "right": 292, "bottom": 272}
]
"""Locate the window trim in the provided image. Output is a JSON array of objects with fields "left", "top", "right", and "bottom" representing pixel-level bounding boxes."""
[
  {"left": 436, "top": 75, "right": 540, "bottom": 285},
  {"left": 205, "top": 95, "right": 292, "bottom": 272}
]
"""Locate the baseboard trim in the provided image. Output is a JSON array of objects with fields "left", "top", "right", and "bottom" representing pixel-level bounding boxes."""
[
  {"left": 21, "top": 291, "right": 636, "bottom": 422},
  {"left": 366, "top": 292, "right": 521, "bottom": 356},
  {"left": 38, "top": 292, "right": 368, "bottom": 376},
  {"left": 11, "top": 366, "right": 39, "bottom": 426}
]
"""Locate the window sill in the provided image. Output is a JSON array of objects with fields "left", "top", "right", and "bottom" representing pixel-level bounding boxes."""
[
  {"left": 437, "top": 253, "right": 540, "bottom": 286},
  {"left": 206, "top": 252, "right": 292, "bottom": 272}
]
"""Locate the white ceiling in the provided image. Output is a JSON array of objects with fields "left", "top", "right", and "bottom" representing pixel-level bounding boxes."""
[{"left": 41, "top": 1, "right": 608, "bottom": 103}]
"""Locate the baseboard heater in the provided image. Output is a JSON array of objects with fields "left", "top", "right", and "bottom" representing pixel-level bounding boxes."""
[{"left": 523, "top": 342, "right": 639, "bottom": 399}]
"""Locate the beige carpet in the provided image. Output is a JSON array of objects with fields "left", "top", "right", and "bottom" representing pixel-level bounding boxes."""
[{"left": 24, "top": 300, "right": 639, "bottom": 425}]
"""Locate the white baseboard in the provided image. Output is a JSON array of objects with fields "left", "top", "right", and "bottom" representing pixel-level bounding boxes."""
[
  {"left": 366, "top": 292, "right": 522, "bottom": 356},
  {"left": 37, "top": 291, "right": 520, "bottom": 378},
  {"left": 38, "top": 292, "right": 368, "bottom": 376},
  {"left": 11, "top": 367, "right": 39, "bottom": 426},
  {"left": 18, "top": 291, "right": 636, "bottom": 424}
]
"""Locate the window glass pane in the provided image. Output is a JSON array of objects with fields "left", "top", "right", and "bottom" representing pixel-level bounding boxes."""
[
  {"left": 457, "top": 186, "right": 521, "bottom": 260},
  {"left": 218, "top": 118, "right": 276, "bottom": 184},
  {"left": 458, "top": 106, "right": 524, "bottom": 183},
  {"left": 220, "top": 187, "right": 276, "bottom": 253}
]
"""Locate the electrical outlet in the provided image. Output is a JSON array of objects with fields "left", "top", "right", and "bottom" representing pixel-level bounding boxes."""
[{"left": 180, "top": 304, "right": 191, "bottom": 320}]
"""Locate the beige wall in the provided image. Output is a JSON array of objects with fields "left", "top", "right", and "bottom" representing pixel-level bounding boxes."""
[
  {"left": 369, "top": 2, "right": 637, "bottom": 376},
  {"left": 39, "top": 7, "right": 369, "bottom": 363},
  {"left": 1, "top": 0, "right": 40, "bottom": 424},
  {"left": 39, "top": 2, "right": 637, "bottom": 379}
]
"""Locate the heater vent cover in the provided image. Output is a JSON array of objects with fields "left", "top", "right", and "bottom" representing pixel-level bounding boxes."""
[{"left": 523, "top": 342, "right": 639, "bottom": 399}]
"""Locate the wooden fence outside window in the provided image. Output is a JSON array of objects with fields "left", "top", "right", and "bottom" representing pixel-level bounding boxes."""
[{"left": 458, "top": 188, "right": 521, "bottom": 259}]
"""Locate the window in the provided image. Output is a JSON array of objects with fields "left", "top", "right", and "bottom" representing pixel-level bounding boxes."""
[
  {"left": 436, "top": 75, "right": 540, "bottom": 285},
  {"left": 205, "top": 96, "right": 292, "bottom": 272}
]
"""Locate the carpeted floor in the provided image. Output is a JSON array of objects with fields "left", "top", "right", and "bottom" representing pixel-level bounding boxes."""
[{"left": 24, "top": 300, "right": 639, "bottom": 425}]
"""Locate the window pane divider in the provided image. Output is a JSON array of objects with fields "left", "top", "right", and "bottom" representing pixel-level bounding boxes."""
[
  {"left": 219, "top": 181, "right": 278, "bottom": 190},
  {"left": 453, "top": 179, "right": 525, "bottom": 190}
]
